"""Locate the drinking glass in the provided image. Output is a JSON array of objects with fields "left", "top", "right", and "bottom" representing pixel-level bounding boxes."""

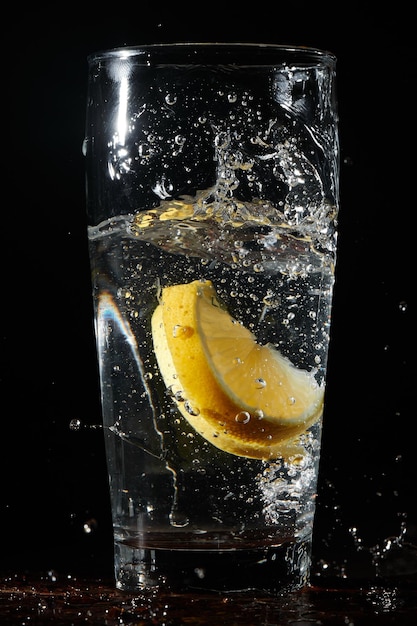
[{"left": 84, "top": 43, "right": 339, "bottom": 594}]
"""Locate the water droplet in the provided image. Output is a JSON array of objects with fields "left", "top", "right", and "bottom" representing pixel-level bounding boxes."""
[
  {"left": 69, "top": 419, "right": 81, "bottom": 431},
  {"left": 83, "top": 518, "right": 98, "bottom": 534},
  {"left": 47, "top": 569, "right": 58, "bottom": 582},
  {"left": 235, "top": 411, "right": 251, "bottom": 424}
]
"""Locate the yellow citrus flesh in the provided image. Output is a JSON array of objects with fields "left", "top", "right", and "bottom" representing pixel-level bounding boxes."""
[{"left": 151, "top": 280, "right": 323, "bottom": 460}]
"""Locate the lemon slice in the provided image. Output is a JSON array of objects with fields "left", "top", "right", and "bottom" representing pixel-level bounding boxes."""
[{"left": 151, "top": 280, "right": 323, "bottom": 460}]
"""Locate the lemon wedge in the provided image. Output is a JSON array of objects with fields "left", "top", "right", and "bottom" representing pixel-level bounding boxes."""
[{"left": 151, "top": 280, "right": 323, "bottom": 460}]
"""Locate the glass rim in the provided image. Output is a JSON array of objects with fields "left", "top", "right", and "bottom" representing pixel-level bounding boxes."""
[{"left": 88, "top": 42, "right": 336, "bottom": 68}]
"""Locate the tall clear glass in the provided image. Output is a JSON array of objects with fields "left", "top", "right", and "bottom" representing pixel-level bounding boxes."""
[{"left": 84, "top": 43, "right": 339, "bottom": 594}]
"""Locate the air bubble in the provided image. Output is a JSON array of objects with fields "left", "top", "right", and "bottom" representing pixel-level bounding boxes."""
[
  {"left": 138, "top": 143, "right": 151, "bottom": 158},
  {"left": 184, "top": 401, "right": 200, "bottom": 417},
  {"left": 170, "top": 511, "right": 189, "bottom": 527},
  {"left": 165, "top": 93, "right": 177, "bottom": 105},
  {"left": 235, "top": 411, "right": 251, "bottom": 424},
  {"left": 172, "top": 324, "right": 194, "bottom": 339},
  {"left": 69, "top": 419, "right": 81, "bottom": 431},
  {"left": 254, "top": 378, "right": 267, "bottom": 389},
  {"left": 174, "top": 134, "right": 186, "bottom": 146}
]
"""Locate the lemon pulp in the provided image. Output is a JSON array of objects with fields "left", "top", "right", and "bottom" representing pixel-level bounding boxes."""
[{"left": 151, "top": 280, "right": 323, "bottom": 460}]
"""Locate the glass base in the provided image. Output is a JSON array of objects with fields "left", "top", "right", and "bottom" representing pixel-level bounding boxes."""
[{"left": 114, "top": 539, "right": 312, "bottom": 594}]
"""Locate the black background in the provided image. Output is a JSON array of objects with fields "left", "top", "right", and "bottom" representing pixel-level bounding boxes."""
[{"left": 2, "top": 2, "right": 415, "bottom": 583}]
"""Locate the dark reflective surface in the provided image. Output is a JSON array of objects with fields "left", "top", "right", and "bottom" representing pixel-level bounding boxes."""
[{"left": 1, "top": 572, "right": 416, "bottom": 625}]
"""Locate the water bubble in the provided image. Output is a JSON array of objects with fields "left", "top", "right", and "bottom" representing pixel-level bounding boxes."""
[
  {"left": 174, "top": 390, "right": 185, "bottom": 402},
  {"left": 69, "top": 418, "right": 81, "bottom": 431},
  {"left": 235, "top": 411, "right": 251, "bottom": 424},
  {"left": 144, "top": 372, "right": 153, "bottom": 380},
  {"left": 227, "top": 92, "right": 238, "bottom": 103},
  {"left": 172, "top": 324, "right": 194, "bottom": 339},
  {"left": 165, "top": 93, "right": 177, "bottom": 105},
  {"left": 262, "top": 291, "right": 280, "bottom": 308},
  {"left": 184, "top": 401, "right": 200, "bottom": 417},
  {"left": 194, "top": 567, "right": 205, "bottom": 579},
  {"left": 174, "top": 134, "right": 186, "bottom": 146},
  {"left": 170, "top": 511, "right": 189, "bottom": 527},
  {"left": 138, "top": 143, "right": 151, "bottom": 158},
  {"left": 215, "top": 131, "right": 229, "bottom": 149},
  {"left": 254, "top": 378, "right": 267, "bottom": 389}
]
